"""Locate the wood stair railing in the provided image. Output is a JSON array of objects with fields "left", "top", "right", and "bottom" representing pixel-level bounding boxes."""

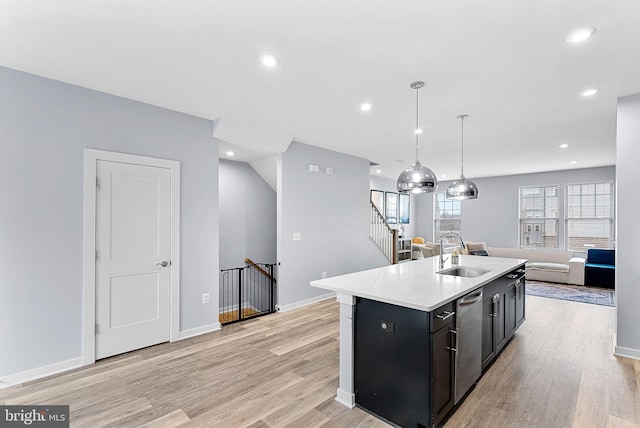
[
  {"left": 370, "top": 201, "right": 398, "bottom": 264},
  {"left": 244, "top": 258, "right": 277, "bottom": 283}
]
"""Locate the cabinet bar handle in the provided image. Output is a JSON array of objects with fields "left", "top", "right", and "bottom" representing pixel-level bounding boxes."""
[
  {"left": 436, "top": 310, "right": 455, "bottom": 321},
  {"left": 447, "top": 328, "right": 458, "bottom": 353}
]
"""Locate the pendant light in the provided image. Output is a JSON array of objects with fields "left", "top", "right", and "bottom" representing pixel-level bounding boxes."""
[
  {"left": 397, "top": 81, "right": 438, "bottom": 194},
  {"left": 446, "top": 114, "right": 479, "bottom": 200}
]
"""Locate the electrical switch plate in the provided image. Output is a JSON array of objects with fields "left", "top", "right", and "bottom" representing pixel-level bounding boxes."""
[
  {"left": 202, "top": 293, "right": 210, "bottom": 304},
  {"left": 322, "top": 272, "right": 327, "bottom": 279},
  {"left": 293, "top": 232, "right": 301, "bottom": 241},
  {"left": 308, "top": 164, "right": 319, "bottom": 173}
]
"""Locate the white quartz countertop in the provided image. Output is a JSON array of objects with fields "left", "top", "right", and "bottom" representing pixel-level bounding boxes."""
[{"left": 310, "top": 255, "right": 527, "bottom": 312}]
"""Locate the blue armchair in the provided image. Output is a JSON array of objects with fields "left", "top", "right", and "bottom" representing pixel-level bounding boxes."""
[{"left": 585, "top": 249, "right": 615, "bottom": 289}]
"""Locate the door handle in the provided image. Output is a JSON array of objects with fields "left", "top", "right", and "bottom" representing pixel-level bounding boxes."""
[
  {"left": 157, "top": 261, "right": 169, "bottom": 268},
  {"left": 459, "top": 291, "right": 483, "bottom": 305}
]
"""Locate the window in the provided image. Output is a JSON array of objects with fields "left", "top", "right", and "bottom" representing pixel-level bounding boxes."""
[
  {"left": 564, "top": 182, "right": 614, "bottom": 251},
  {"left": 434, "top": 192, "right": 461, "bottom": 244},
  {"left": 385, "top": 192, "right": 398, "bottom": 224},
  {"left": 519, "top": 186, "right": 559, "bottom": 249}
]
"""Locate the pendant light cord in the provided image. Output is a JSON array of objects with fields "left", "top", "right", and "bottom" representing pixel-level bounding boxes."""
[
  {"left": 460, "top": 115, "right": 464, "bottom": 177},
  {"left": 415, "top": 85, "right": 420, "bottom": 161},
  {"left": 458, "top": 114, "right": 468, "bottom": 178},
  {"left": 410, "top": 81, "right": 424, "bottom": 163}
]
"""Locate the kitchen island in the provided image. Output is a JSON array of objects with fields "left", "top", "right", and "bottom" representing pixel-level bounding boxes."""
[{"left": 310, "top": 254, "right": 527, "bottom": 428}]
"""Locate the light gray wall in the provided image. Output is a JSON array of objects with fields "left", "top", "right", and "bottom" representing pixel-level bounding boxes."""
[
  {"left": 414, "top": 166, "right": 615, "bottom": 248},
  {"left": 369, "top": 175, "right": 418, "bottom": 238},
  {"left": 0, "top": 67, "right": 219, "bottom": 378},
  {"left": 277, "top": 142, "right": 388, "bottom": 308},
  {"left": 616, "top": 93, "right": 640, "bottom": 355},
  {"left": 414, "top": 191, "right": 435, "bottom": 242},
  {"left": 219, "top": 159, "right": 276, "bottom": 269}
]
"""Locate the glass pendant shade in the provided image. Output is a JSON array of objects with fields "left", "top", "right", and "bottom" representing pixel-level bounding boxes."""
[
  {"left": 447, "top": 114, "right": 478, "bottom": 200},
  {"left": 446, "top": 176, "right": 479, "bottom": 199},
  {"left": 397, "top": 160, "right": 438, "bottom": 194},
  {"left": 397, "top": 81, "right": 438, "bottom": 194}
]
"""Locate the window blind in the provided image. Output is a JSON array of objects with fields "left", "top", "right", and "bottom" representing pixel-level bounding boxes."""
[
  {"left": 519, "top": 185, "right": 559, "bottom": 249},
  {"left": 434, "top": 191, "right": 461, "bottom": 244},
  {"left": 564, "top": 182, "right": 614, "bottom": 251}
]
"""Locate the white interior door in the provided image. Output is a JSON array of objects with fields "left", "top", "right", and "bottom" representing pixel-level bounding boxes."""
[{"left": 95, "top": 159, "right": 172, "bottom": 359}]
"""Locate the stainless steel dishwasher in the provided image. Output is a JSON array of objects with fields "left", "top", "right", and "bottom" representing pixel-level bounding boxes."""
[{"left": 454, "top": 288, "right": 483, "bottom": 404}]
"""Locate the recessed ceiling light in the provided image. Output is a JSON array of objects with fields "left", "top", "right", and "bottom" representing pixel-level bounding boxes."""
[
  {"left": 559, "top": 143, "right": 569, "bottom": 149},
  {"left": 414, "top": 128, "right": 423, "bottom": 134},
  {"left": 261, "top": 54, "right": 278, "bottom": 68},
  {"left": 226, "top": 151, "right": 235, "bottom": 156},
  {"left": 376, "top": 169, "right": 382, "bottom": 174},
  {"left": 580, "top": 88, "right": 599, "bottom": 97},
  {"left": 442, "top": 174, "right": 447, "bottom": 178},
  {"left": 566, "top": 27, "right": 596, "bottom": 43},
  {"left": 570, "top": 160, "right": 578, "bottom": 164},
  {"left": 361, "top": 103, "right": 372, "bottom": 112}
]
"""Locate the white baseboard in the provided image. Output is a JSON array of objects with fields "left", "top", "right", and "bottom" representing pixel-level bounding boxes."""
[
  {"left": 178, "top": 323, "right": 221, "bottom": 340},
  {"left": 276, "top": 292, "right": 336, "bottom": 313},
  {"left": 1, "top": 323, "right": 227, "bottom": 388},
  {"left": 219, "top": 302, "right": 260, "bottom": 314},
  {"left": 0, "top": 357, "right": 83, "bottom": 389},
  {"left": 335, "top": 388, "right": 355, "bottom": 408},
  {"left": 614, "top": 345, "right": 640, "bottom": 361}
]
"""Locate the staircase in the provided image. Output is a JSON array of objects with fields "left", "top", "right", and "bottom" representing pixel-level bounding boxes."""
[
  {"left": 370, "top": 201, "right": 399, "bottom": 264},
  {"left": 219, "top": 259, "right": 277, "bottom": 325}
]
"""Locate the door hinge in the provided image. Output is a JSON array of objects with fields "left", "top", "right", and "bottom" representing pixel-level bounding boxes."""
[
  {"left": 95, "top": 250, "right": 99, "bottom": 261},
  {"left": 96, "top": 177, "right": 101, "bottom": 190}
]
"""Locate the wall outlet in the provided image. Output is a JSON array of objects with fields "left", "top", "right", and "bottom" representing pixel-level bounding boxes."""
[
  {"left": 202, "top": 293, "right": 210, "bottom": 304},
  {"left": 322, "top": 271, "right": 327, "bottom": 279}
]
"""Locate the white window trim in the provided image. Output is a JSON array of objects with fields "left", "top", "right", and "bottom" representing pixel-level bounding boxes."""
[
  {"left": 518, "top": 185, "right": 559, "bottom": 249},
  {"left": 433, "top": 191, "right": 461, "bottom": 244},
  {"left": 564, "top": 180, "right": 615, "bottom": 251}
]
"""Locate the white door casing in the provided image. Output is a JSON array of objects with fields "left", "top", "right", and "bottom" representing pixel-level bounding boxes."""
[
  {"left": 96, "top": 160, "right": 170, "bottom": 359},
  {"left": 83, "top": 149, "right": 180, "bottom": 365}
]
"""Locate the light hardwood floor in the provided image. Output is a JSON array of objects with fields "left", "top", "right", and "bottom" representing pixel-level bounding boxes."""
[{"left": 1, "top": 296, "right": 639, "bottom": 428}]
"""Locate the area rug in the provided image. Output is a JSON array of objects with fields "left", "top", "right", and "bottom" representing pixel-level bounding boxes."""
[{"left": 525, "top": 281, "right": 615, "bottom": 307}]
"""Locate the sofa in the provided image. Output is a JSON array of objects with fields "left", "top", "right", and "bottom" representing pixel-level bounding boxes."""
[
  {"left": 411, "top": 239, "right": 441, "bottom": 260},
  {"left": 411, "top": 240, "right": 586, "bottom": 286},
  {"left": 412, "top": 240, "right": 482, "bottom": 259},
  {"left": 488, "top": 247, "right": 585, "bottom": 286}
]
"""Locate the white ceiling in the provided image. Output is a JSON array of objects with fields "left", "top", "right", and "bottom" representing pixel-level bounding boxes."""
[{"left": 2, "top": 1, "right": 638, "bottom": 180}]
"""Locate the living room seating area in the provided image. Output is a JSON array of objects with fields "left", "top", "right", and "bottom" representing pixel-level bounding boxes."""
[
  {"left": 585, "top": 249, "right": 616, "bottom": 289},
  {"left": 411, "top": 238, "right": 592, "bottom": 287},
  {"left": 488, "top": 247, "right": 586, "bottom": 286}
]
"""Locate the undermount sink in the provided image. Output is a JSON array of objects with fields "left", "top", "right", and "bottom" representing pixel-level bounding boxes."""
[{"left": 437, "top": 266, "right": 491, "bottom": 278}]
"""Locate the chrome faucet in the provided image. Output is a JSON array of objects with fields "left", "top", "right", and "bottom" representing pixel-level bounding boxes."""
[{"left": 439, "top": 232, "right": 465, "bottom": 269}]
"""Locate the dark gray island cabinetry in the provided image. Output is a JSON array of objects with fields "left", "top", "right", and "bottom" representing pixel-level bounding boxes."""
[
  {"left": 354, "top": 299, "right": 455, "bottom": 428},
  {"left": 482, "top": 267, "right": 526, "bottom": 370},
  {"left": 310, "top": 255, "right": 528, "bottom": 428}
]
